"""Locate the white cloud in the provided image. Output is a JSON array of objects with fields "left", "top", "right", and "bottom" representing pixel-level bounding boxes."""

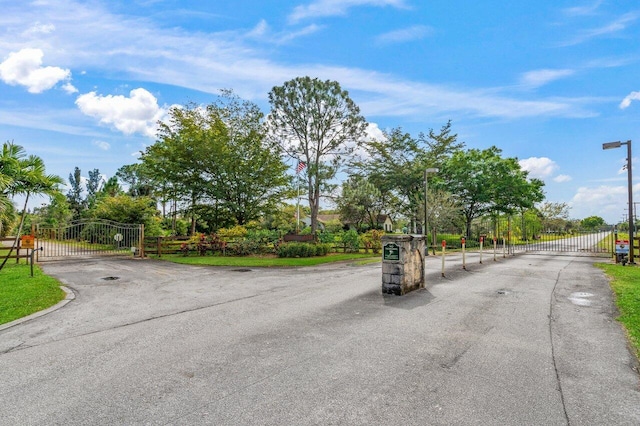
[
  {"left": 364, "top": 122, "right": 385, "bottom": 141},
  {"left": 376, "top": 25, "right": 433, "bottom": 45},
  {"left": 619, "top": 91, "right": 640, "bottom": 109},
  {"left": 571, "top": 183, "right": 640, "bottom": 222},
  {"left": 518, "top": 157, "right": 559, "bottom": 178},
  {"left": 520, "top": 69, "right": 575, "bottom": 88},
  {"left": 76, "top": 88, "right": 167, "bottom": 138},
  {"left": 0, "top": 48, "right": 71, "bottom": 93},
  {"left": 561, "top": 12, "right": 639, "bottom": 46},
  {"left": 92, "top": 140, "right": 111, "bottom": 150},
  {"left": 289, "top": 0, "right": 407, "bottom": 23},
  {"left": 62, "top": 82, "right": 78, "bottom": 94},
  {"left": 562, "top": 1, "right": 603, "bottom": 17},
  {"left": 553, "top": 174, "right": 572, "bottom": 183},
  {"left": 246, "top": 20, "right": 321, "bottom": 44},
  {"left": 0, "top": 1, "right": 601, "bottom": 121},
  {"left": 22, "top": 22, "right": 56, "bottom": 36}
]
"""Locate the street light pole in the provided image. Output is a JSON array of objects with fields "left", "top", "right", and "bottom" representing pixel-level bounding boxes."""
[
  {"left": 424, "top": 168, "right": 439, "bottom": 255},
  {"left": 603, "top": 140, "right": 634, "bottom": 264}
]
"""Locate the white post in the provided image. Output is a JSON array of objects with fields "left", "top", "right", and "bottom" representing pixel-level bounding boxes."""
[
  {"left": 441, "top": 240, "right": 446, "bottom": 277},
  {"left": 493, "top": 237, "right": 497, "bottom": 261},
  {"left": 461, "top": 237, "right": 466, "bottom": 270}
]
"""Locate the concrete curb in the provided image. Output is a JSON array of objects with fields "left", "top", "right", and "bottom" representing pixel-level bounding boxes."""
[{"left": 0, "top": 286, "right": 75, "bottom": 332}]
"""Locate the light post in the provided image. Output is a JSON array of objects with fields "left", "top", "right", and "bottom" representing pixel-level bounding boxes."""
[
  {"left": 424, "top": 168, "right": 439, "bottom": 255},
  {"left": 603, "top": 140, "right": 634, "bottom": 264}
]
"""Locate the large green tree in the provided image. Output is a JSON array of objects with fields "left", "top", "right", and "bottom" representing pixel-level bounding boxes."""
[
  {"left": 142, "top": 92, "right": 290, "bottom": 233},
  {"left": 437, "top": 146, "right": 544, "bottom": 237},
  {"left": 268, "top": 77, "right": 367, "bottom": 234},
  {"left": 354, "top": 122, "right": 464, "bottom": 232},
  {"left": 336, "top": 176, "right": 383, "bottom": 231}
]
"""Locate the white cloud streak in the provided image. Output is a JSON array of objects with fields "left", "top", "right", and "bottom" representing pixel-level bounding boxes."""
[
  {"left": 553, "top": 174, "right": 572, "bottom": 183},
  {"left": 92, "top": 140, "right": 111, "bottom": 150},
  {"left": 376, "top": 25, "right": 433, "bottom": 45},
  {"left": 289, "top": 0, "right": 408, "bottom": 23},
  {"left": 562, "top": 1, "right": 603, "bottom": 17},
  {"left": 520, "top": 69, "right": 575, "bottom": 89},
  {"left": 560, "top": 12, "right": 639, "bottom": 46}
]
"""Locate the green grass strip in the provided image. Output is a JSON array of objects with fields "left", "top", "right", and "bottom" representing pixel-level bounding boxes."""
[
  {"left": 152, "top": 253, "right": 380, "bottom": 267},
  {"left": 0, "top": 263, "right": 66, "bottom": 325},
  {"left": 596, "top": 263, "right": 640, "bottom": 359}
]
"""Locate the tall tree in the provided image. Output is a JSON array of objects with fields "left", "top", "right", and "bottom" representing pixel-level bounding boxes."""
[
  {"left": 142, "top": 92, "right": 291, "bottom": 232},
  {"left": 67, "top": 166, "right": 84, "bottom": 219},
  {"left": 198, "top": 92, "right": 291, "bottom": 226},
  {"left": 268, "top": 77, "right": 367, "bottom": 234},
  {"left": 86, "top": 168, "right": 102, "bottom": 209},
  {"left": 336, "top": 176, "right": 383, "bottom": 231},
  {"left": 354, "top": 124, "right": 464, "bottom": 231},
  {"left": 116, "top": 163, "right": 154, "bottom": 197},
  {"left": 437, "top": 146, "right": 545, "bottom": 237}
]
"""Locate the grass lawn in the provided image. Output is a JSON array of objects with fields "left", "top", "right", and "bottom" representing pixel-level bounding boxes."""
[
  {"left": 0, "top": 262, "right": 66, "bottom": 326},
  {"left": 151, "top": 253, "right": 381, "bottom": 267},
  {"left": 596, "top": 263, "right": 640, "bottom": 359}
]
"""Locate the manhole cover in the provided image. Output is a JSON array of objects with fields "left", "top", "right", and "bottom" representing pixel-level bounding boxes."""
[
  {"left": 102, "top": 276, "right": 120, "bottom": 281},
  {"left": 231, "top": 269, "right": 252, "bottom": 273}
]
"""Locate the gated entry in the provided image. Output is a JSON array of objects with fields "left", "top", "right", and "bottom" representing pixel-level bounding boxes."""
[
  {"left": 35, "top": 219, "right": 144, "bottom": 260},
  {"left": 509, "top": 230, "right": 614, "bottom": 256}
]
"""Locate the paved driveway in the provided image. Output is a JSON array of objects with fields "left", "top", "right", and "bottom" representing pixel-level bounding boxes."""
[{"left": 1, "top": 254, "right": 639, "bottom": 425}]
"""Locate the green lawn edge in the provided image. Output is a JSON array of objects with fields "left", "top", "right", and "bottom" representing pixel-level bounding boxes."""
[
  {"left": 595, "top": 262, "right": 640, "bottom": 359},
  {"left": 150, "top": 253, "right": 381, "bottom": 267},
  {"left": 0, "top": 263, "right": 66, "bottom": 326}
]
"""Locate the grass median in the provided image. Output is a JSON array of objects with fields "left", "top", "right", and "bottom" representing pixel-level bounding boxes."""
[
  {"left": 0, "top": 263, "right": 66, "bottom": 326},
  {"left": 596, "top": 263, "right": 640, "bottom": 359},
  {"left": 151, "top": 253, "right": 381, "bottom": 267}
]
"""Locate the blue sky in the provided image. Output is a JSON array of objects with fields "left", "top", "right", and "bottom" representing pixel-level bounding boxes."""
[{"left": 1, "top": 0, "right": 639, "bottom": 223}]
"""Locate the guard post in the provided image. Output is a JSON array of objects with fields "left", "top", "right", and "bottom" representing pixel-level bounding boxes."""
[{"left": 381, "top": 234, "right": 425, "bottom": 295}]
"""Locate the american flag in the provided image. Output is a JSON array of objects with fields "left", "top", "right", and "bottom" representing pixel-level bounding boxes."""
[{"left": 296, "top": 161, "right": 306, "bottom": 173}]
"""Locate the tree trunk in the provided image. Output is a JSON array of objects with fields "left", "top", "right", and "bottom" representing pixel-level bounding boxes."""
[{"left": 0, "top": 192, "right": 30, "bottom": 271}]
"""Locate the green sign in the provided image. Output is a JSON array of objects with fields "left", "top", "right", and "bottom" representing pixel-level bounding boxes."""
[{"left": 383, "top": 243, "right": 400, "bottom": 261}]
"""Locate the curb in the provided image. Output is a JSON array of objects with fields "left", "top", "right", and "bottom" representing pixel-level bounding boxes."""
[{"left": 0, "top": 286, "right": 75, "bottom": 332}]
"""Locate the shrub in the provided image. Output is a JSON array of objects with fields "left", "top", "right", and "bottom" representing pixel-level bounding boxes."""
[
  {"left": 340, "top": 229, "right": 360, "bottom": 253},
  {"left": 276, "top": 242, "right": 331, "bottom": 258},
  {"left": 217, "top": 225, "right": 248, "bottom": 239},
  {"left": 317, "top": 231, "right": 336, "bottom": 244},
  {"left": 360, "top": 229, "right": 384, "bottom": 253}
]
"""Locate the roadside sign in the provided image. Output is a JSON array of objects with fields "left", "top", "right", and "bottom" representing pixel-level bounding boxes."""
[
  {"left": 21, "top": 235, "right": 35, "bottom": 249},
  {"left": 383, "top": 243, "right": 400, "bottom": 261},
  {"left": 616, "top": 239, "right": 630, "bottom": 254}
]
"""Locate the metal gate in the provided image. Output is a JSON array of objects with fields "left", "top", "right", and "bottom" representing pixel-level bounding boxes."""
[
  {"left": 508, "top": 230, "right": 614, "bottom": 257},
  {"left": 35, "top": 219, "right": 144, "bottom": 260},
  {"left": 437, "top": 217, "right": 615, "bottom": 258}
]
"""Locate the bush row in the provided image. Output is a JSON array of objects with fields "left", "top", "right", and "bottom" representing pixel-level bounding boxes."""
[{"left": 276, "top": 242, "right": 332, "bottom": 258}]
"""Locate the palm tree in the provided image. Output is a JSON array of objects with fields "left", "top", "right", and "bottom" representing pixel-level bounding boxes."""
[
  {"left": 0, "top": 141, "right": 63, "bottom": 270},
  {"left": 0, "top": 142, "right": 23, "bottom": 237}
]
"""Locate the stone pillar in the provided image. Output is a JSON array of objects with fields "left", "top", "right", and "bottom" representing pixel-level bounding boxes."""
[{"left": 381, "top": 235, "right": 425, "bottom": 295}]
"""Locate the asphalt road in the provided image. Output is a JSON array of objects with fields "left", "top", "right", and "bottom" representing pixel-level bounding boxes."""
[{"left": 1, "top": 253, "right": 639, "bottom": 425}]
